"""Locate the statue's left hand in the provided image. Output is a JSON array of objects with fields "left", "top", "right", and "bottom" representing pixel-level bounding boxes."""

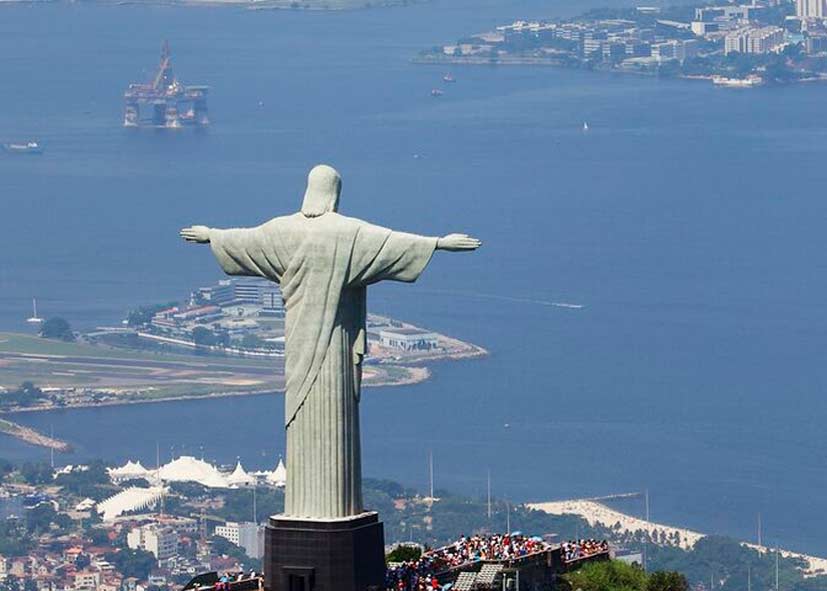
[
  {"left": 437, "top": 233, "right": 482, "bottom": 252},
  {"left": 180, "top": 226, "right": 211, "bottom": 244}
]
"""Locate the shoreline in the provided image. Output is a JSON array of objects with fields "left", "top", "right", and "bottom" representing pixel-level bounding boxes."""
[
  {"left": 413, "top": 55, "right": 827, "bottom": 87},
  {"left": 0, "top": 350, "right": 480, "bottom": 451},
  {"left": 2, "top": 361, "right": 438, "bottom": 416},
  {"left": 529, "top": 499, "right": 827, "bottom": 577}
]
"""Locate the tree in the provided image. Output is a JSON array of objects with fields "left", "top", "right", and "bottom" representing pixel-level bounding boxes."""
[
  {"left": 387, "top": 544, "right": 422, "bottom": 563},
  {"left": 121, "top": 478, "right": 151, "bottom": 488},
  {"left": 40, "top": 317, "right": 75, "bottom": 341},
  {"left": 104, "top": 548, "right": 156, "bottom": 580},
  {"left": 563, "top": 560, "right": 648, "bottom": 591},
  {"left": 127, "top": 302, "right": 178, "bottom": 327},
  {"left": 240, "top": 333, "right": 264, "bottom": 350},
  {"left": 0, "top": 519, "right": 32, "bottom": 557},
  {"left": 364, "top": 478, "right": 407, "bottom": 499},
  {"left": 0, "top": 383, "right": 47, "bottom": 409},
  {"left": 648, "top": 571, "right": 689, "bottom": 591},
  {"left": 0, "top": 458, "right": 13, "bottom": 478},
  {"left": 88, "top": 526, "right": 113, "bottom": 546},
  {"left": 26, "top": 503, "right": 58, "bottom": 535},
  {"left": 192, "top": 326, "right": 217, "bottom": 347},
  {"left": 55, "top": 460, "right": 111, "bottom": 499},
  {"left": 214, "top": 487, "right": 283, "bottom": 524},
  {"left": 210, "top": 534, "right": 255, "bottom": 567},
  {"left": 20, "top": 462, "right": 52, "bottom": 485},
  {"left": 1, "top": 575, "right": 21, "bottom": 591},
  {"left": 168, "top": 481, "right": 210, "bottom": 498}
]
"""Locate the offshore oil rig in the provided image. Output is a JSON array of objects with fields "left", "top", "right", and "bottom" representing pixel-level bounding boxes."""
[{"left": 124, "top": 42, "right": 209, "bottom": 129}]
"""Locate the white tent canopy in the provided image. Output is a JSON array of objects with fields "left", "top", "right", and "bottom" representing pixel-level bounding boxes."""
[
  {"left": 108, "top": 460, "right": 151, "bottom": 482},
  {"left": 157, "top": 455, "right": 228, "bottom": 488},
  {"left": 107, "top": 454, "right": 287, "bottom": 490},
  {"left": 227, "top": 460, "right": 256, "bottom": 488},
  {"left": 266, "top": 458, "right": 287, "bottom": 489}
]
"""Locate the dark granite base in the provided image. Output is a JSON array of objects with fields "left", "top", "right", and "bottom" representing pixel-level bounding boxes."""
[{"left": 263, "top": 512, "right": 385, "bottom": 591}]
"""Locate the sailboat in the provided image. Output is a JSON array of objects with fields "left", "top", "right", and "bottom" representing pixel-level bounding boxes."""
[
  {"left": 26, "top": 298, "right": 43, "bottom": 324},
  {"left": 583, "top": 122, "right": 590, "bottom": 132}
]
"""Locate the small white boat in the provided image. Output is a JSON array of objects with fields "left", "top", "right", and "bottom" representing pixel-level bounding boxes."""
[
  {"left": 583, "top": 122, "right": 590, "bottom": 132},
  {"left": 26, "top": 299, "right": 43, "bottom": 324},
  {"left": 3, "top": 141, "right": 43, "bottom": 155},
  {"left": 712, "top": 75, "right": 764, "bottom": 88}
]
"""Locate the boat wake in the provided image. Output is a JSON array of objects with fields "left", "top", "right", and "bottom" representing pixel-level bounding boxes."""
[{"left": 425, "top": 289, "right": 584, "bottom": 310}]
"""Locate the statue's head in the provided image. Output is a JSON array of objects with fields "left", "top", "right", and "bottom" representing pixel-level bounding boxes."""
[{"left": 301, "top": 164, "right": 341, "bottom": 218}]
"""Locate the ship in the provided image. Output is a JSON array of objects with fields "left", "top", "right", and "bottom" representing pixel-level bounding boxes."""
[
  {"left": 712, "top": 75, "right": 764, "bottom": 88},
  {"left": 2, "top": 142, "right": 43, "bottom": 155},
  {"left": 443, "top": 73, "right": 456, "bottom": 83},
  {"left": 430, "top": 89, "right": 444, "bottom": 97},
  {"left": 124, "top": 41, "right": 209, "bottom": 129}
]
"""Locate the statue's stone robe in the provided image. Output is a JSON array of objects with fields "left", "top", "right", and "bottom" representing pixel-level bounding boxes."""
[{"left": 208, "top": 212, "right": 437, "bottom": 518}]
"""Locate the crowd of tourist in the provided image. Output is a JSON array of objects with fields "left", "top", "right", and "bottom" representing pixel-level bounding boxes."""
[
  {"left": 561, "top": 539, "right": 610, "bottom": 563},
  {"left": 208, "top": 571, "right": 263, "bottom": 591},
  {"left": 385, "top": 567, "right": 442, "bottom": 591},
  {"left": 385, "top": 534, "right": 549, "bottom": 590},
  {"left": 385, "top": 535, "right": 611, "bottom": 590}
]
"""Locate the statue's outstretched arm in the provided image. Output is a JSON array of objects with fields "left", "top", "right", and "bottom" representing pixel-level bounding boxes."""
[
  {"left": 180, "top": 225, "right": 212, "bottom": 244},
  {"left": 436, "top": 233, "right": 482, "bottom": 252}
]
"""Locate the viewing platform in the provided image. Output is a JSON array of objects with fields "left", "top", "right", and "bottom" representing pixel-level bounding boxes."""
[
  {"left": 181, "top": 535, "right": 610, "bottom": 591},
  {"left": 386, "top": 534, "right": 610, "bottom": 590}
]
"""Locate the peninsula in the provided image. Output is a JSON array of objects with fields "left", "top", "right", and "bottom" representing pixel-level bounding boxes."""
[
  {"left": 0, "top": 278, "right": 485, "bottom": 450},
  {"left": 530, "top": 498, "right": 827, "bottom": 577}
]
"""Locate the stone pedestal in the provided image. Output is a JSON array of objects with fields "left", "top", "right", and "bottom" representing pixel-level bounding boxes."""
[{"left": 263, "top": 512, "right": 385, "bottom": 591}]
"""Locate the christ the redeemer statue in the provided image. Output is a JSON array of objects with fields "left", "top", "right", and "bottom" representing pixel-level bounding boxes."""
[{"left": 181, "top": 164, "right": 480, "bottom": 520}]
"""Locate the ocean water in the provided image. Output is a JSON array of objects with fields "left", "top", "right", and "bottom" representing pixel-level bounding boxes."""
[{"left": 3, "top": 0, "right": 827, "bottom": 556}]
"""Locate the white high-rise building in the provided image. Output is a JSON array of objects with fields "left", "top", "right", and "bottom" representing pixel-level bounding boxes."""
[
  {"left": 126, "top": 525, "right": 179, "bottom": 561},
  {"left": 725, "top": 26, "right": 785, "bottom": 54},
  {"left": 797, "top": 0, "right": 826, "bottom": 18},
  {"left": 214, "top": 521, "right": 264, "bottom": 559}
]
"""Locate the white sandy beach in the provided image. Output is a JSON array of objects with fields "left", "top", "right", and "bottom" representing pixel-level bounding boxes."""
[{"left": 528, "top": 499, "right": 827, "bottom": 577}]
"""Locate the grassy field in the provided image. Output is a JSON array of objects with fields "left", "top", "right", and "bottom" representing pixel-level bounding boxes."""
[
  {"left": 0, "top": 332, "right": 426, "bottom": 407},
  {"left": 0, "top": 332, "right": 282, "bottom": 395},
  {"left": 0, "top": 332, "right": 273, "bottom": 367}
]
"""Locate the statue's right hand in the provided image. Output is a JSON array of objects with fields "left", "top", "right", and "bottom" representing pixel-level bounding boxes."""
[{"left": 180, "top": 225, "right": 211, "bottom": 244}]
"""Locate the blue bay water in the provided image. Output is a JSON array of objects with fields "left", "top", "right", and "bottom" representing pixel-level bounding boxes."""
[{"left": 2, "top": 0, "right": 827, "bottom": 556}]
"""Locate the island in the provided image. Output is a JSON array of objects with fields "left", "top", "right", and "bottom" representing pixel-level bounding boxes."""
[
  {"left": 416, "top": 0, "right": 827, "bottom": 86},
  {"left": 0, "top": 277, "right": 485, "bottom": 450}
]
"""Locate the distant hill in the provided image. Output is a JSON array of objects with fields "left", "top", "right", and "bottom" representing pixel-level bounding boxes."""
[{"left": 88, "top": 0, "right": 424, "bottom": 9}]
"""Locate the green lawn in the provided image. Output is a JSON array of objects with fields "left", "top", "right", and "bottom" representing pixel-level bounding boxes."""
[
  {"left": 0, "top": 332, "right": 273, "bottom": 367},
  {"left": 0, "top": 332, "right": 426, "bottom": 406}
]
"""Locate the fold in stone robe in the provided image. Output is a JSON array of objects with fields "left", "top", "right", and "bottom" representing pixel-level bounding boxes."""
[{"left": 209, "top": 212, "right": 437, "bottom": 518}]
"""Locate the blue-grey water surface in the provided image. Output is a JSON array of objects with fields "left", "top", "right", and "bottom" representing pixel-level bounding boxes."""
[{"left": 2, "top": 0, "right": 827, "bottom": 555}]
